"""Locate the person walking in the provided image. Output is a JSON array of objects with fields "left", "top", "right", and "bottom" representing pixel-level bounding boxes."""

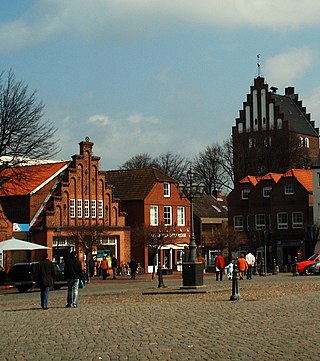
[
  {"left": 111, "top": 255, "right": 118, "bottom": 279},
  {"left": 237, "top": 254, "right": 248, "bottom": 280},
  {"left": 100, "top": 256, "right": 109, "bottom": 280},
  {"left": 245, "top": 252, "right": 256, "bottom": 279},
  {"left": 64, "top": 251, "right": 83, "bottom": 308},
  {"left": 129, "top": 259, "right": 137, "bottom": 280},
  {"left": 215, "top": 252, "right": 226, "bottom": 281},
  {"left": 36, "top": 253, "right": 56, "bottom": 310}
]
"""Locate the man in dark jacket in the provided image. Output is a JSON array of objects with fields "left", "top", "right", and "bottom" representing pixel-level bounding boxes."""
[
  {"left": 64, "top": 251, "right": 83, "bottom": 308},
  {"left": 36, "top": 253, "right": 56, "bottom": 310}
]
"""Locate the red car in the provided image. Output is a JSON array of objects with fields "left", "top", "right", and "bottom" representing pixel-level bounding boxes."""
[{"left": 298, "top": 253, "right": 320, "bottom": 275}]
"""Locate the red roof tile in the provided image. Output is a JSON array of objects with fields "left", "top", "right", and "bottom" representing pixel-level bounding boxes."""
[
  {"left": 282, "top": 169, "right": 313, "bottom": 192},
  {"left": 0, "top": 161, "right": 69, "bottom": 196}
]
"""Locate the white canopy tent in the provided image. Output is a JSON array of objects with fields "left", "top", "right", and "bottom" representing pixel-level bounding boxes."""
[
  {"left": 0, "top": 238, "right": 49, "bottom": 252},
  {"left": 0, "top": 238, "right": 49, "bottom": 268}
]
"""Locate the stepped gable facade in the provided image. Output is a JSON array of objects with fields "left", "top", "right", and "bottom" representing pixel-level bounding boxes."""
[
  {"left": 0, "top": 139, "right": 131, "bottom": 268},
  {"left": 233, "top": 76, "right": 319, "bottom": 182}
]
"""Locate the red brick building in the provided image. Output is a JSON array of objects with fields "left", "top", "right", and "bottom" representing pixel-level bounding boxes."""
[
  {"left": 228, "top": 169, "right": 313, "bottom": 270},
  {"left": 0, "top": 139, "right": 131, "bottom": 270},
  {"left": 107, "top": 168, "right": 190, "bottom": 273},
  {"left": 233, "top": 76, "right": 319, "bottom": 183}
]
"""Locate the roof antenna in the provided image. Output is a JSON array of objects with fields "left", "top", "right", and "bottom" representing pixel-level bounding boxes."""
[{"left": 257, "top": 54, "right": 261, "bottom": 77}]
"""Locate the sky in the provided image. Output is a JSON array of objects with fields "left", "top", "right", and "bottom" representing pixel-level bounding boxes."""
[{"left": 1, "top": 0, "right": 320, "bottom": 170}]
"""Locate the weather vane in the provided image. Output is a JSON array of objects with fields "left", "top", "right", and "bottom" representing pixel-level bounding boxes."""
[{"left": 257, "top": 54, "right": 261, "bottom": 77}]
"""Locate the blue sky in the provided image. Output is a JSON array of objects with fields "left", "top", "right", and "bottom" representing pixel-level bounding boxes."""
[{"left": 1, "top": 0, "right": 320, "bottom": 169}]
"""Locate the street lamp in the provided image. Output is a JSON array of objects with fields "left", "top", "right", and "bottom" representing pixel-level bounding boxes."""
[{"left": 179, "top": 168, "right": 205, "bottom": 288}]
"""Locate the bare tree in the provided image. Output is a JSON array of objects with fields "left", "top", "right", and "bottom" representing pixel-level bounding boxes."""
[
  {"left": 0, "top": 70, "right": 59, "bottom": 187},
  {"left": 153, "top": 151, "right": 190, "bottom": 181},
  {"left": 70, "top": 224, "right": 106, "bottom": 279},
  {"left": 193, "top": 143, "right": 224, "bottom": 195},
  {"left": 208, "top": 225, "right": 247, "bottom": 261},
  {"left": 120, "top": 153, "right": 155, "bottom": 169},
  {"left": 218, "top": 138, "right": 234, "bottom": 191}
]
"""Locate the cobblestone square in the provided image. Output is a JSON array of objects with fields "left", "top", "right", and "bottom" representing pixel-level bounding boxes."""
[{"left": 1, "top": 273, "right": 319, "bottom": 361}]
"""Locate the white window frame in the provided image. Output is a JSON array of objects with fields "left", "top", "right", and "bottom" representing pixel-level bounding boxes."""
[
  {"left": 292, "top": 211, "right": 303, "bottom": 229},
  {"left": 150, "top": 205, "right": 159, "bottom": 226},
  {"left": 277, "top": 212, "right": 288, "bottom": 229},
  {"left": 70, "top": 199, "right": 75, "bottom": 218},
  {"left": 263, "top": 187, "right": 272, "bottom": 197},
  {"left": 255, "top": 214, "right": 266, "bottom": 230},
  {"left": 164, "top": 183, "right": 170, "bottom": 197},
  {"left": 241, "top": 189, "right": 250, "bottom": 199},
  {"left": 248, "top": 138, "right": 256, "bottom": 148},
  {"left": 77, "top": 199, "right": 82, "bottom": 218},
  {"left": 91, "top": 200, "right": 96, "bottom": 218},
  {"left": 84, "top": 200, "right": 89, "bottom": 218},
  {"left": 98, "top": 200, "right": 104, "bottom": 219},
  {"left": 284, "top": 184, "right": 294, "bottom": 195},
  {"left": 177, "top": 206, "right": 185, "bottom": 226},
  {"left": 305, "top": 137, "right": 309, "bottom": 148},
  {"left": 233, "top": 215, "right": 244, "bottom": 231},
  {"left": 164, "top": 206, "right": 172, "bottom": 226}
]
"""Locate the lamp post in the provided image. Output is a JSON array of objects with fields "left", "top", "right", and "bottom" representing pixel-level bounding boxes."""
[{"left": 179, "top": 168, "right": 205, "bottom": 288}]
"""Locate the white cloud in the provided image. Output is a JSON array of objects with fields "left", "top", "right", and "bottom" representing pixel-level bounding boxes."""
[
  {"left": 2, "top": 0, "right": 320, "bottom": 51},
  {"left": 304, "top": 86, "right": 320, "bottom": 124},
  {"left": 127, "top": 113, "right": 159, "bottom": 124},
  {"left": 88, "top": 114, "right": 112, "bottom": 125},
  {"left": 264, "top": 48, "right": 315, "bottom": 88}
]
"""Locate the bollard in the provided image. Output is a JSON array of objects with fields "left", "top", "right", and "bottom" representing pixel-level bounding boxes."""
[
  {"left": 260, "top": 258, "right": 266, "bottom": 276},
  {"left": 292, "top": 257, "right": 299, "bottom": 277},
  {"left": 230, "top": 262, "right": 241, "bottom": 301},
  {"left": 272, "top": 258, "right": 278, "bottom": 275},
  {"left": 157, "top": 262, "right": 165, "bottom": 288}
]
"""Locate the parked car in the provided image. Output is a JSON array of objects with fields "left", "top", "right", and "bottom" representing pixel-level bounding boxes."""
[
  {"left": 6, "top": 262, "right": 67, "bottom": 292},
  {"left": 297, "top": 253, "right": 320, "bottom": 275},
  {"left": 306, "top": 261, "right": 320, "bottom": 275}
]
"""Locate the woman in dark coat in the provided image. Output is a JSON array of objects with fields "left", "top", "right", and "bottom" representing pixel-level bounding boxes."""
[{"left": 36, "top": 253, "right": 56, "bottom": 310}]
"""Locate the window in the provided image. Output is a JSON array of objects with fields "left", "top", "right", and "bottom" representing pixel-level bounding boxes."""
[
  {"left": 238, "top": 123, "right": 243, "bottom": 133},
  {"left": 284, "top": 184, "right": 294, "bottom": 195},
  {"left": 84, "top": 200, "right": 89, "bottom": 218},
  {"left": 77, "top": 199, "right": 82, "bottom": 218},
  {"left": 277, "top": 212, "right": 288, "bottom": 229},
  {"left": 263, "top": 187, "right": 272, "bottom": 197},
  {"left": 292, "top": 212, "right": 303, "bottom": 229},
  {"left": 177, "top": 206, "right": 185, "bottom": 226},
  {"left": 70, "top": 199, "right": 75, "bottom": 218},
  {"left": 233, "top": 216, "right": 244, "bottom": 231},
  {"left": 277, "top": 118, "right": 282, "bottom": 129},
  {"left": 264, "top": 137, "right": 271, "bottom": 147},
  {"left": 91, "top": 200, "right": 96, "bottom": 218},
  {"left": 150, "top": 206, "right": 159, "bottom": 226},
  {"left": 255, "top": 214, "right": 266, "bottom": 230},
  {"left": 164, "top": 206, "right": 172, "bottom": 225},
  {"left": 248, "top": 138, "right": 256, "bottom": 148},
  {"left": 164, "top": 183, "right": 170, "bottom": 197},
  {"left": 98, "top": 200, "right": 104, "bottom": 218},
  {"left": 241, "top": 189, "right": 250, "bottom": 199},
  {"left": 305, "top": 137, "right": 309, "bottom": 148},
  {"left": 299, "top": 136, "right": 304, "bottom": 147}
]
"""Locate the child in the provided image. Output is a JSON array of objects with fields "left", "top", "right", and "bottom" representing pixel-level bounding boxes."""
[{"left": 225, "top": 261, "right": 234, "bottom": 280}]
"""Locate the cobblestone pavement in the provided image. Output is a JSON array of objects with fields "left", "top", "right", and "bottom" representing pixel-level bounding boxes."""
[{"left": 1, "top": 272, "right": 319, "bottom": 361}]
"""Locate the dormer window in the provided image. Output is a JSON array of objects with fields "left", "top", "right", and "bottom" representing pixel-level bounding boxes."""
[
  {"left": 284, "top": 184, "right": 294, "bottom": 195},
  {"left": 164, "top": 182, "right": 170, "bottom": 197},
  {"left": 241, "top": 189, "right": 250, "bottom": 199},
  {"left": 263, "top": 187, "right": 272, "bottom": 197}
]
